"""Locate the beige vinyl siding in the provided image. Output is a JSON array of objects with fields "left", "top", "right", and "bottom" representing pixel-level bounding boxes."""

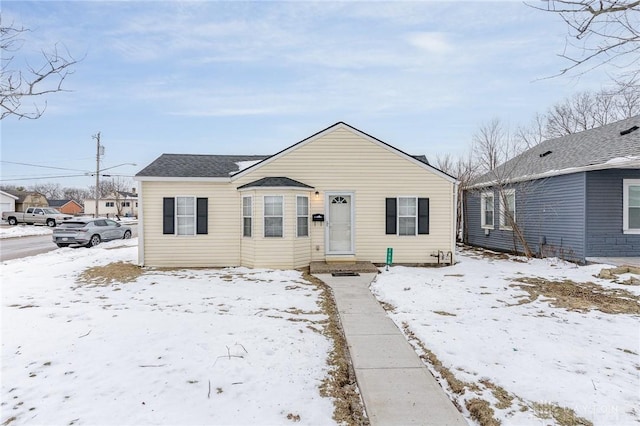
[
  {"left": 234, "top": 128, "right": 454, "bottom": 264},
  {"left": 240, "top": 190, "right": 312, "bottom": 269},
  {"left": 141, "top": 181, "right": 241, "bottom": 267}
]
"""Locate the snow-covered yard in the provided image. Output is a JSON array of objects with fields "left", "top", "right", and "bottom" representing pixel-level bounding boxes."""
[
  {"left": 1, "top": 239, "right": 337, "bottom": 425},
  {"left": 372, "top": 247, "right": 640, "bottom": 426},
  {"left": 0, "top": 225, "right": 53, "bottom": 239}
]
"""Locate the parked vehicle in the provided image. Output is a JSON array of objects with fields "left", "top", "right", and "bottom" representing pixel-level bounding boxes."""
[
  {"left": 2, "top": 207, "right": 73, "bottom": 227},
  {"left": 52, "top": 218, "right": 132, "bottom": 248}
]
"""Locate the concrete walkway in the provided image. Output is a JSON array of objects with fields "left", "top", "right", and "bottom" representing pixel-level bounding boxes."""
[{"left": 315, "top": 273, "right": 467, "bottom": 426}]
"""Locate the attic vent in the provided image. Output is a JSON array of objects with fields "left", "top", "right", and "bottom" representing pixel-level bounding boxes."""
[
  {"left": 620, "top": 125, "right": 639, "bottom": 136},
  {"left": 539, "top": 150, "right": 552, "bottom": 158}
]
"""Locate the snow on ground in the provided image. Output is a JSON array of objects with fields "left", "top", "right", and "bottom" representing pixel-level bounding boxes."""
[
  {"left": 1, "top": 239, "right": 336, "bottom": 425},
  {"left": 0, "top": 225, "right": 53, "bottom": 239},
  {"left": 371, "top": 248, "right": 640, "bottom": 426}
]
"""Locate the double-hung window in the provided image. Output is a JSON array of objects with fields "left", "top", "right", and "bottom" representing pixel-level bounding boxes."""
[
  {"left": 385, "top": 197, "right": 429, "bottom": 235},
  {"left": 242, "top": 196, "right": 252, "bottom": 237},
  {"left": 176, "top": 196, "right": 196, "bottom": 235},
  {"left": 481, "top": 192, "right": 494, "bottom": 228},
  {"left": 398, "top": 197, "right": 417, "bottom": 236},
  {"left": 624, "top": 179, "right": 640, "bottom": 234},
  {"left": 162, "top": 197, "right": 208, "bottom": 235},
  {"left": 105, "top": 201, "right": 114, "bottom": 207},
  {"left": 264, "top": 196, "right": 283, "bottom": 237},
  {"left": 297, "top": 196, "right": 309, "bottom": 237},
  {"left": 499, "top": 190, "right": 516, "bottom": 230}
]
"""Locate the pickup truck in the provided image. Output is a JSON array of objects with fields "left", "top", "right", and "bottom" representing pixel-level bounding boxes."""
[{"left": 2, "top": 207, "right": 73, "bottom": 227}]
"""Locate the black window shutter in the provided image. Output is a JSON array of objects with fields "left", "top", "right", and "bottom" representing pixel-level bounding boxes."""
[
  {"left": 385, "top": 198, "right": 397, "bottom": 235},
  {"left": 163, "top": 197, "right": 175, "bottom": 235},
  {"left": 418, "top": 198, "right": 429, "bottom": 235},
  {"left": 196, "top": 198, "right": 208, "bottom": 235}
]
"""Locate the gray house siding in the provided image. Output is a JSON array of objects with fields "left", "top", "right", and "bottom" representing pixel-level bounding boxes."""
[
  {"left": 464, "top": 173, "right": 587, "bottom": 262},
  {"left": 585, "top": 168, "right": 640, "bottom": 257}
]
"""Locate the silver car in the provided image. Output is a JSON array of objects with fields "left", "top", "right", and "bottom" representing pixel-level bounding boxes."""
[{"left": 52, "top": 218, "right": 132, "bottom": 248}]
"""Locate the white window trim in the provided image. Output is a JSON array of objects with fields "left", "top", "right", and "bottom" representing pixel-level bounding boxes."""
[
  {"left": 481, "top": 192, "right": 494, "bottom": 229},
  {"left": 263, "top": 195, "right": 284, "bottom": 238},
  {"left": 623, "top": 179, "right": 640, "bottom": 234},
  {"left": 397, "top": 196, "right": 418, "bottom": 236},
  {"left": 175, "top": 196, "right": 196, "bottom": 236},
  {"left": 499, "top": 189, "right": 516, "bottom": 231},
  {"left": 296, "top": 195, "right": 309, "bottom": 238},
  {"left": 242, "top": 196, "right": 253, "bottom": 238}
]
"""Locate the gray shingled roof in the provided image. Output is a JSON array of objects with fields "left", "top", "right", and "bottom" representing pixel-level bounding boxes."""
[
  {"left": 237, "top": 177, "right": 314, "bottom": 190},
  {"left": 136, "top": 154, "right": 269, "bottom": 178},
  {"left": 48, "top": 199, "right": 73, "bottom": 207},
  {"left": 472, "top": 115, "right": 640, "bottom": 186}
]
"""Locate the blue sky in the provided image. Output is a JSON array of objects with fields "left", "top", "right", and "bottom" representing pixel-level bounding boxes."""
[{"left": 1, "top": 1, "right": 619, "bottom": 189}]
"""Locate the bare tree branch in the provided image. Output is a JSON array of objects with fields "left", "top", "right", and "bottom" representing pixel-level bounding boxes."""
[
  {"left": 1, "top": 15, "right": 79, "bottom": 120},
  {"left": 527, "top": 0, "right": 640, "bottom": 81}
]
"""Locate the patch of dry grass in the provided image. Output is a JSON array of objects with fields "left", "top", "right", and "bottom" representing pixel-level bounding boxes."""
[
  {"left": 510, "top": 277, "right": 640, "bottom": 314},
  {"left": 303, "top": 272, "right": 369, "bottom": 426},
  {"left": 75, "top": 261, "right": 144, "bottom": 287},
  {"left": 466, "top": 398, "right": 501, "bottom": 426},
  {"left": 532, "top": 402, "right": 593, "bottom": 426}
]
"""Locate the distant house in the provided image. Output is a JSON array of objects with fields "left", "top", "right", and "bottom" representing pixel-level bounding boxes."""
[
  {"left": 48, "top": 199, "right": 84, "bottom": 215},
  {"left": 84, "top": 190, "right": 139, "bottom": 218},
  {"left": 464, "top": 116, "right": 640, "bottom": 263},
  {"left": 1, "top": 190, "right": 49, "bottom": 212},
  {"left": 135, "top": 122, "right": 458, "bottom": 269},
  {"left": 0, "top": 190, "right": 19, "bottom": 217}
]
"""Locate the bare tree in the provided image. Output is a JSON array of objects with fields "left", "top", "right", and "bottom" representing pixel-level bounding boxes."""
[
  {"left": 1, "top": 15, "right": 78, "bottom": 120},
  {"left": 62, "top": 187, "right": 91, "bottom": 205},
  {"left": 30, "top": 182, "right": 62, "bottom": 199},
  {"left": 472, "top": 118, "right": 526, "bottom": 174},
  {"left": 470, "top": 119, "right": 535, "bottom": 257},
  {"left": 528, "top": 0, "right": 640, "bottom": 80},
  {"left": 543, "top": 82, "right": 640, "bottom": 138}
]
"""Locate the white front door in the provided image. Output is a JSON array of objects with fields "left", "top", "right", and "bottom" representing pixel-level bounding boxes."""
[{"left": 326, "top": 193, "right": 354, "bottom": 254}]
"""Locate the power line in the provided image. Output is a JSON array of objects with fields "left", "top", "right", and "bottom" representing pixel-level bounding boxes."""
[
  {"left": 0, "top": 161, "right": 89, "bottom": 173},
  {"left": 0, "top": 174, "right": 88, "bottom": 182}
]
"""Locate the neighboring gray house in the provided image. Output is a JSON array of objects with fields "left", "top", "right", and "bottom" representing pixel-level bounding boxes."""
[{"left": 464, "top": 116, "right": 640, "bottom": 263}]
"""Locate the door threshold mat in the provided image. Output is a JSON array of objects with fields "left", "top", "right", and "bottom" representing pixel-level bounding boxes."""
[{"left": 331, "top": 271, "right": 360, "bottom": 277}]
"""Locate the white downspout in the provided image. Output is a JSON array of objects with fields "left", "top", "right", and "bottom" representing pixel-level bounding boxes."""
[
  {"left": 452, "top": 181, "right": 459, "bottom": 264},
  {"left": 136, "top": 180, "right": 144, "bottom": 266}
]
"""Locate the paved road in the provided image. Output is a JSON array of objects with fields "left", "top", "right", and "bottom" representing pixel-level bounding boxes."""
[
  {"left": 0, "top": 225, "right": 138, "bottom": 262},
  {"left": 0, "top": 234, "right": 56, "bottom": 261}
]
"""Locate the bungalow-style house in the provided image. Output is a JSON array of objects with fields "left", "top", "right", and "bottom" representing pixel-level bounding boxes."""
[
  {"left": 0, "top": 189, "right": 49, "bottom": 212},
  {"left": 84, "top": 190, "right": 139, "bottom": 218},
  {"left": 0, "top": 190, "right": 19, "bottom": 217},
  {"left": 47, "top": 199, "right": 84, "bottom": 215},
  {"left": 135, "top": 122, "right": 458, "bottom": 269},
  {"left": 464, "top": 115, "right": 640, "bottom": 263}
]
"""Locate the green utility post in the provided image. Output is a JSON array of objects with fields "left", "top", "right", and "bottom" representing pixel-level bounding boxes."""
[{"left": 386, "top": 247, "right": 393, "bottom": 271}]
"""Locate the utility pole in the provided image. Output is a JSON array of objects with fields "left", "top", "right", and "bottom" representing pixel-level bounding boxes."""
[{"left": 92, "top": 132, "right": 103, "bottom": 218}]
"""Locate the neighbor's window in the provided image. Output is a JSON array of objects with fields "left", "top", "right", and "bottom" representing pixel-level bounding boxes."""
[
  {"left": 176, "top": 196, "right": 196, "bottom": 235},
  {"left": 499, "top": 190, "right": 516, "bottom": 230},
  {"left": 121, "top": 201, "right": 130, "bottom": 207},
  {"left": 398, "top": 197, "right": 417, "bottom": 236},
  {"left": 243, "top": 196, "right": 252, "bottom": 237},
  {"left": 481, "top": 192, "right": 494, "bottom": 228},
  {"left": 297, "top": 196, "right": 309, "bottom": 237},
  {"left": 624, "top": 179, "right": 640, "bottom": 234},
  {"left": 264, "top": 196, "right": 283, "bottom": 237},
  {"left": 105, "top": 201, "right": 114, "bottom": 207}
]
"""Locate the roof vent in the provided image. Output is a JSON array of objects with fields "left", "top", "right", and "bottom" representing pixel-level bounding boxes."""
[
  {"left": 620, "top": 125, "right": 639, "bottom": 136},
  {"left": 539, "top": 150, "right": 552, "bottom": 158}
]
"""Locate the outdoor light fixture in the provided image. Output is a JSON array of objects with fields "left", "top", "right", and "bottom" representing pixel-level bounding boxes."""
[{"left": 314, "top": 191, "right": 320, "bottom": 199}]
